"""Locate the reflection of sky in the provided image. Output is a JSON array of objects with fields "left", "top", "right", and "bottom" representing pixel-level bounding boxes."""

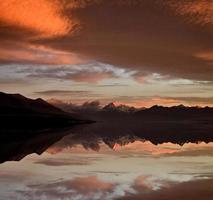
[{"left": 0, "top": 142, "right": 212, "bottom": 200}]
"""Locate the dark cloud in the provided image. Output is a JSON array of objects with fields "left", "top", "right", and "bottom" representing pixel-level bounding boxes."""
[
  {"left": 164, "top": 96, "right": 213, "bottom": 105},
  {"left": 0, "top": 0, "right": 212, "bottom": 81},
  {"left": 57, "top": 71, "right": 112, "bottom": 83},
  {"left": 95, "top": 83, "right": 129, "bottom": 87},
  {"left": 38, "top": 0, "right": 213, "bottom": 81},
  {"left": 35, "top": 90, "right": 94, "bottom": 97}
]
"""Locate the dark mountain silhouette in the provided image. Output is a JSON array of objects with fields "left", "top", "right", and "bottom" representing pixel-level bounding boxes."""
[
  {"left": 0, "top": 92, "right": 65, "bottom": 115},
  {"left": 0, "top": 94, "right": 212, "bottom": 163},
  {"left": 49, "top": 100, "right": 141, "bottom": 114},
  {"left": 0, "top": 92, "right": 91, "bottom": 130},
  {"left": 47, "top": 101, "right": 213, "bottom": 146},
  {"left": 135, "top": 104, "right": 213, "bottom": 119},
  {"left": 51, "top": 100, "right": 213, "bottom": 118},
  {"left": 52, "top": 100, "right": 213, "bottom": 123},
  {"left": 102, "top": 102, "right": 138, "bottom": 113},
  {"left": 102, "top": 102, "right": 117, "bottom": 111},
  {"left": 101, "top": 103, "right": 213, "bottom": 118}
]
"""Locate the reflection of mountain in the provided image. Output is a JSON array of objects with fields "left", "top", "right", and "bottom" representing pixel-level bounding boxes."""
[
  {"left": 0, "top": 93, "right": 213, "bottom": 163},
  {"left": 0, "top": 126, "right": 80, "bottom": 163},
  {"left": 1, "top": 121, "right": 212, "bottom": 163},
  {"left": 51, "top": 128, "right": 213, "bottom": 153},
  {"left": 0, "top": 92, "right": 89, "bottom": 130}
]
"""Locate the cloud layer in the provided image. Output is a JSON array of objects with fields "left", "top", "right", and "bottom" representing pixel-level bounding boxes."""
[
  {"left": 0, "top": 0, "right": 212, "bottom": 105},
  {"left": 0, "top": 0, "right": 212, "bottom": 81},
  {"left": 0, "top": 0, "right": 74, "bottom": 38}
]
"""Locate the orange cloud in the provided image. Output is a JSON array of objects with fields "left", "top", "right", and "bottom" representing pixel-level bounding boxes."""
[
  {"left": 166, "top": 0, "right": 213, "bottom": 25},
  {"left": 114, "top": 98, "right": 181, "bottom": 108},
  {"left": 195, "top": 51, "right": 213, "bottom": 62},
  {"left": 0, "top": 0, "right": 74, "bottom": 38},
  {"left": 0, "top": 42, "right": 84, "bottom": 64}
]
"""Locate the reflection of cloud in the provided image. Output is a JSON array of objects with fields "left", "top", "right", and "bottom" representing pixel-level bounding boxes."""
[
  {"left": 116, "top": 178, "right": 213, "bottom": 200},
  {"left": 18, "top": 176, "right": 114, "bottom": 200},
  {"left": 162, "top": 147, "right": 213, "bottom": 157},
  {"left": 134, "top": 176, "right": 172, "bottom": 192},
  {"left": 0, "top": 171, "right": 31, "bottom": 182},
  {"left": 35, "top": 157, "right": 100, "bottom": 166},
  {"left": 15, "top": 174, "right": 213, "bottom": 200}
]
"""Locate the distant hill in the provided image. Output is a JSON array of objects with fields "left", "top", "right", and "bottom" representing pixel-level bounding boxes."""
[
  {"left": 135, "top": 104, "right": 213, "bottom": 119},
  {"left": 0, "top": 92, "right": 65, "bottom": 115},
  {"left": 102, "top": 102, "right": 138, "bottom": 113},
  {"left": 101, "top": 103, "right": 213, "bottom": 117},
  {"left": 0, "top": 92, "right": 90, "bottom": 130},
  {"left": 49, "top": 99, "right": 213, "bottom": 120}
]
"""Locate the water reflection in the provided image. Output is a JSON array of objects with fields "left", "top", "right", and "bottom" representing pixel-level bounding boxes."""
[
  {"left": 0, "top": 124, "right": 213, "bottom": 199},
  {"left": 1, "top": 122, "right": 213, "bottom": 163}
]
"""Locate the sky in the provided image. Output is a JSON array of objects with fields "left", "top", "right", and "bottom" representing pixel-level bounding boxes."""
[{"left": 0, "top": 0, "right": 213, "bottom": 107}]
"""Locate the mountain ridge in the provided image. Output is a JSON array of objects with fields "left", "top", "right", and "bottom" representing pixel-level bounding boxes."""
[{"left": 0, "top": 92, "right": 91, "bottom": 130}]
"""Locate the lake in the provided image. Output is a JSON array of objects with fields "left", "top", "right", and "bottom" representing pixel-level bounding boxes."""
[{"left": 0, "top": 126, "right": 212, "bottom": 200}]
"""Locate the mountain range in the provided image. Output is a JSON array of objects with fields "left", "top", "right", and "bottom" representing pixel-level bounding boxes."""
[
  {"left": 0, "top": 92, "right": 90, "bottom": 130},
  {"left": 50, "top": 100, "right": 213, "bottom": 119},
  {"left": 0, "top": 91, "right": 212, "bottom": 162},
  {"left": 1, "top": 91, "right": 213, "bottom": 139}
]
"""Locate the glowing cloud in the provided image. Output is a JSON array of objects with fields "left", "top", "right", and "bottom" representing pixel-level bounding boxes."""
[
  {"left": 166, "top": 0, "right": 213, "bottom": 25},
  {"left": 0, "top": 0, "right": 73, "bottom": 38},
  {"left": 0, "top": 42, "right": 84, "bottom": 64}
]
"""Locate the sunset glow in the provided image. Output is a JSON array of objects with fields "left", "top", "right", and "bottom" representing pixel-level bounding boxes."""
[
  {"left": 0, "top": 0, "right": 73, "bottom": 38},
  {"left": 0, "top": 0, "right": 212, "bottom": 106}
]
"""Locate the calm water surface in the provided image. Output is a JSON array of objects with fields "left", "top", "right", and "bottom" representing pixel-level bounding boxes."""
[{"left": 0, "top": 131, "right": 212, "bottom": 200}]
